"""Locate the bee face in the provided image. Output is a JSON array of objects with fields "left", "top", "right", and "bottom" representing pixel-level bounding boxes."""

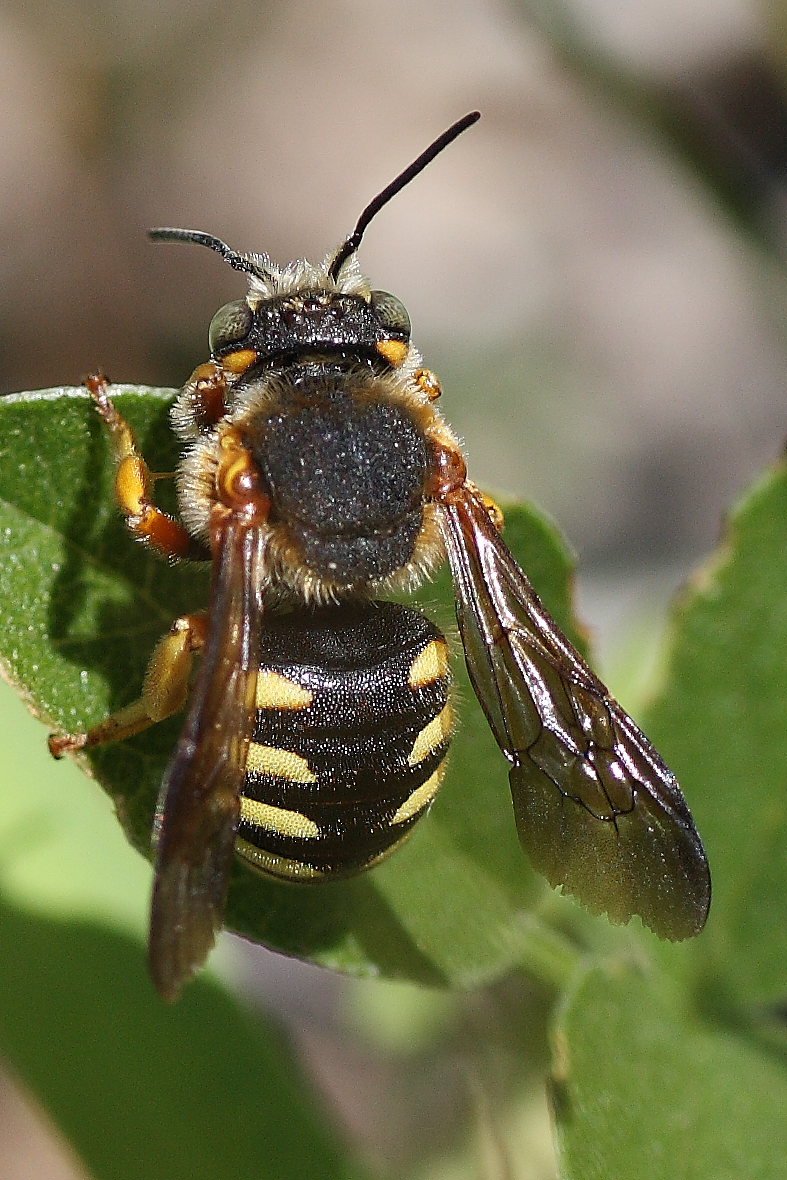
[
  {"left": 209, "top": 287, "right": 411, "bottom": 368},
  {"left": 50, "top": 112, "right": 710, "bottom": 1000},
  {"left": 173, "top": 270, "right": 456, "bottom": 601}
]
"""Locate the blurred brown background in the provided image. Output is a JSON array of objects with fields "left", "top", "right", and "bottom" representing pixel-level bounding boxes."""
[{"left": 2, "top": 1, "right": 787, "bottom": 1176}]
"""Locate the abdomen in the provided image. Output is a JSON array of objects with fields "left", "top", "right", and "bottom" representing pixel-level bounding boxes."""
[{"left": 236, "top": 600, "right": 453, "bottom": 881}]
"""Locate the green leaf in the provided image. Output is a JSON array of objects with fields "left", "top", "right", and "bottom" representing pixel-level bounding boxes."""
[
  {"left": 0, "top": 890, "right": 368, "bottom": 1180},
  {"left": 552, "top": 962, "right": 787, "bottom": 1180},
  {"left": 0, "top": 676, "right": 150, "bottom": 933},
  {"left": 0, "top": 387, "right": 588, "bottom": 990},
  {"left": 643, "top": 460, "right": 787, "bottom": 1009}
]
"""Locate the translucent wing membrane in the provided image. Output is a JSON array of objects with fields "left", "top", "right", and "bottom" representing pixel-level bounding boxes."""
[
  {"left": 438, "top": 486, "right": 710, "bottom": 940},
  {"left": 149, "top": 518, "right": 267, "bottom": 999}
]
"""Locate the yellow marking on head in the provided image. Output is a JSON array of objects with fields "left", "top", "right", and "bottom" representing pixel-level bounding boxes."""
[
  {"left": 376, "top": 338, "right": 409, "bottom": 367},
  {"left": 407, "top": 703, "right": 453, "bottom": 766},
  {"left": 222, "top": 348, "right": 257, "bottom": 374},
  {"left": 246, "top": 742, "right": 317, "bottom": 783},
  {"left": 235, "top": 837, "right": 326, "bottom": 881},
  {"left": 240, "top": 797, "right": 320, "bottom": 839},
  {"left": 408, "top": 639, "right": 450, "bottom": 689},
  {"left": 392, "top": 764, "right": 447, "bottom": 824},
  {"left": 255, "top": 671, "right": 314, "bottom": 710}
]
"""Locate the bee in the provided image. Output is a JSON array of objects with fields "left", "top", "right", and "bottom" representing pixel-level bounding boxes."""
[{"left": 49, "top": 112, "right": 710, "bottom": 999}]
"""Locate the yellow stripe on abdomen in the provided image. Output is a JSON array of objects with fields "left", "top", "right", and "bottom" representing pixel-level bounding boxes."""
[
  {"left": 235, "top": 838, "right": 326, "bottom": 881},
  {"left": 408, "top": 638, "right": 450, "bottom": 689},
  {"left": 246, "top": 742, "right": 317, "bottom": 783},
  {"left": 240, "top": 797, "right": 320, "bottom": 839},
  {"left": 255, "top": 671, "right": 313, "bottom": 710},
  {"left": 407, "top": 703, "right": 453, "bottom": 766},
  {"left": 391, "top": 763, "right": 447, "bottom": 824}
]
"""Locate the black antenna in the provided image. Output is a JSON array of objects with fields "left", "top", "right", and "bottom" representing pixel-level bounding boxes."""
[
  {"left": 148, "top": 227, "right": 270, "bottom": 279},
  {"left": 328, "top": 111, "right": 481, "bottom": 282}
]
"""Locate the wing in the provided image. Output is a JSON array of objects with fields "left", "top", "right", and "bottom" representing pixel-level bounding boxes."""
[
  {"left": 148, "top": 516, "right": 267, "bottom": 1000},
  {"left": 438, "top": 484, "right": 710, "bottom": 940}
]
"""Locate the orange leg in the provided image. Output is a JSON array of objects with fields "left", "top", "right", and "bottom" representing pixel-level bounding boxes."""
[
  {"left": 177, "top": 361, "right": 232, "bottom": 431},
  {"left": 87, "top": 373, "right": 206, "bottom": 560},
  {"left": 413, "top": 367, "right": 443, "bottom": 401},
  {"left": 49, "top": 611, "right": 209, "bottom": 757}
]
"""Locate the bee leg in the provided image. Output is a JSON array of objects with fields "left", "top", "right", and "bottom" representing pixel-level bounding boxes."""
[
  {"left": 48, "top": 611, "right": 209, "bottom": 758},
  {"left": 177, "top": 360, "right": 233, "bottom": 429},
  {"left": 413, "top": 367, "right": 443, "bottom": 401},
  {"left": 86, "top": 373, "right": 208, "bottom": 561}
]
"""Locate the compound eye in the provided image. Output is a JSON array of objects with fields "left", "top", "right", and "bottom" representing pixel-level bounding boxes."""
[
  {"left": 208, "top": 299, "right": 253, "bottom": 353},
  {"left": 370, "top": 290, "right": 411, "bottom": 339}
]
